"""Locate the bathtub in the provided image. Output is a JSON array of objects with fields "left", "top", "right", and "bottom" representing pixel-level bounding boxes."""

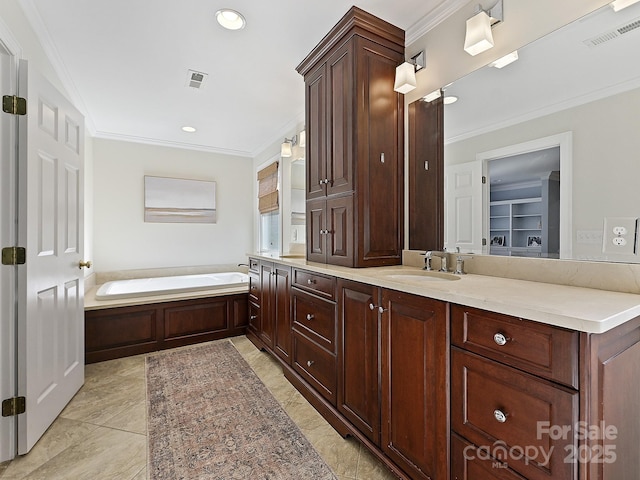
[{"left": 94, "top": 272, "right": 249, "bottom": 300}]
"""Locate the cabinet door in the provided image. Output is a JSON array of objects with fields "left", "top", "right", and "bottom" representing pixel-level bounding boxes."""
[
  {"left": 381, "top": 290, "right": 449, "bottom": 480},
  {"left": 248, "top": 301, "right": 260, "bottom": 337},
  {"left": 337, "top": 279, "right": 380, "bottom": 445},
  {"left": 327, "top": 195, "right": 353, "bottom": 266},
  {"left": 305, "top": 62, "right": 327, "bottom": 200},
  {"left": 326, "top": 42, "right": 354, "bottom": 197},
  {"left": 355, "top": 38, "right": 404, "bottom": 266},
  {"left": 273, "top": 265, "right": 292, "bottom": 363},
  {"left": 259, "top": 262, "right": 274, "bottom": 348},
  {"left": 306, "top": 197, "right": 326, "bottom": 263}
]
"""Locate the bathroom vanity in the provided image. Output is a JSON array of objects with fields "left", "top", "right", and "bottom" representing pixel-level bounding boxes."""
[{"left": 247, "top": 254, "right": 640, "bottom": 480}]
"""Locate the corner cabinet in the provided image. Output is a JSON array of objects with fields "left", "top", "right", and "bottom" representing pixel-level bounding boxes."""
[{"left": 297, "top": 6, "right": 405, "bottom": 267}]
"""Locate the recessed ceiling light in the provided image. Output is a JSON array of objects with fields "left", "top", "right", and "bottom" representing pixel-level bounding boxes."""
[
  {"left": 182, "top": 126, "right": 197, "bottom": 133},
  {"left": 443, "top": 95, "right": 458, "bottom": 105},
  {"left": 215, "top": 9, "right": 246, "bottom": 30}
]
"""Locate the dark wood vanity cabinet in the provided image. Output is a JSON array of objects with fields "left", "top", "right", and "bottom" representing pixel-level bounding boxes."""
[
  {"left": 337, "top": 279, "right": 449, "bottom": 479},
  {"left": 297, "top": 6, "right": 405, "bottom": 268},
  {"left": 337, "top": 279, "right": 381, "bottom": 445},
  {"left": 381, "top": 289, "right": 450, "bottom": 480},
  {"left": 247, "top": 259, "right": 291, "bottom": 363}
]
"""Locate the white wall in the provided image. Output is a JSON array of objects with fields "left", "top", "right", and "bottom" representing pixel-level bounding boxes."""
[{"left": 93, "top": 138, "right": 253, "bottom": 271}]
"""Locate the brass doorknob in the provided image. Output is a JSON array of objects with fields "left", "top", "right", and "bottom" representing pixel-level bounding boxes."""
[{"left": 78, "top": 260, "right": 92, "bottom": 269}]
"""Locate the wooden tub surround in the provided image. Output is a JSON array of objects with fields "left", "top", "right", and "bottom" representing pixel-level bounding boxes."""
[{"left": 84, "top": 288, "right": 248, "bottom": 364}]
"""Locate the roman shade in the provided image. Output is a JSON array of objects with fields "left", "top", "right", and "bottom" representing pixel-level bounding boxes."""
[{"left": 257, "top": 161, "right": 279, "bottom": 214}]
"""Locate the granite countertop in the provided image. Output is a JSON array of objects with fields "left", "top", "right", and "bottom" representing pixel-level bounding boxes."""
[{"left": 251, "top": 253, "right": 640, "bottom": 334}]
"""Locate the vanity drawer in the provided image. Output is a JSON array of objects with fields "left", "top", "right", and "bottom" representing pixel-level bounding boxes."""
[
  {"left": 292, "top": 268, "right": 336, "bottom": 300},
  {"left": 292, "top": 290, "right": 336, "bottom": 353},
  {"left": 248, "top": 271, "right": 260, "bottom": 302},
  {"left": 451, "top": 433, "right": 527, "bottom": 480},
  {"left": 248, "top": 257, "right": 260, "bottom": 272},
  {"left": 451, "top": 348, "right": 577, "bottom": 480},
  {"left": 292, "top": 332, "right": 337, "bottom": 405},
  {"left": 451, "top": 304, "right": 579, "bottom": 388}
]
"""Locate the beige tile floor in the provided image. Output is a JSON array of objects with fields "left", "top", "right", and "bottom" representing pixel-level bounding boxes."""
[{"left": 0, "top": 336, "right": 397, "bottom": 480}]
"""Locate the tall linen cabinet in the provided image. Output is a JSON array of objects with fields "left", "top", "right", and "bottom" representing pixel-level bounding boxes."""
[{"left": 296, "top": 7, "right": 405, "bottom": 267}]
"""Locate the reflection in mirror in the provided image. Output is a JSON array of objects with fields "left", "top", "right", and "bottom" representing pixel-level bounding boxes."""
[
  {"left": 282, "top": 153, "right": 306, "bottom": 256},
  {"left": 438, "top": 3, "right": 640, "bottom": 263}
]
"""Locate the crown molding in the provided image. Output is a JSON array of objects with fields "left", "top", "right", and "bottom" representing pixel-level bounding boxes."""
[
  {"left": 405, "top": 0, "right": 469, "bottom": 46},
  {"left": 17, "top": 0, "right": 96, "bottom": 135}
]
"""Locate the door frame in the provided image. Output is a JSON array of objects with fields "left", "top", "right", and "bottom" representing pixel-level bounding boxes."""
[
  {"left": 476, "top": 132, "right": 573, "bottom": 259},
  {"left": 0, "top": 17, "right": 22, "bottom": 463}
]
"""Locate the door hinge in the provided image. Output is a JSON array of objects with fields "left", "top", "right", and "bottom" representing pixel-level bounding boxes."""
[
  {"left": 482, "top": 176, "right": 487, "bottom": 184},
  {"left": 2, "top": 246, "right": 26, "bottom": 265},
  {"left": 482, "top": 237, "right": 487, "bottom": 246},
  {"left": 2, "top": 397, "right": 26, "bottom": 417},
  {"left": 2, "top": 95, "right": 27, "bottom": 115}
]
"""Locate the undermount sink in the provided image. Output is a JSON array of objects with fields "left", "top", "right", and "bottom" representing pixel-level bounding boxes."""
[{"left": 381, "top": 269, "right": 460, "bottom": 282}]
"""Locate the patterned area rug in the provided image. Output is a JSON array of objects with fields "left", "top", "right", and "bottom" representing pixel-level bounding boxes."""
[{"left": 146, "top": 340, "right": 338, "bottom": 479}]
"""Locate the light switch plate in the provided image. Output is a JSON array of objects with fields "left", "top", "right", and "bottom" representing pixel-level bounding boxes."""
[{"left": 602, "top": 217, "right": 638, "bottom": 255}]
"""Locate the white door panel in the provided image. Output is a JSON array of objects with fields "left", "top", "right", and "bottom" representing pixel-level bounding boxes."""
[
  {"left": 17, "top": 60, "right": 84, "bottom": 454},
  {"left": 445, "top": 161, "right": 483, "bottom": 253}
]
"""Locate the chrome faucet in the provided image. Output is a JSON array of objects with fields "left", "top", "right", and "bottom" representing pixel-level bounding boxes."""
[{"left": 427, "top": 251, "right": 448, "bottom": 272}]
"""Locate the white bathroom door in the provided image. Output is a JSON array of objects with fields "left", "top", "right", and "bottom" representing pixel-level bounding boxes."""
[
  {"left": 16, "top": 60, "right": 85, "bottom": 454},
  {"left": 444, "top": 161, "right": 483, "bottom": 253}
]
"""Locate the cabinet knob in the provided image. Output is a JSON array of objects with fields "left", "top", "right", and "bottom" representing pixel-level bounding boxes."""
[
  {"left": 306, "top": 313, "right": 315, "bottom": 321},
  {"left": 250, "top": 315, "right": 257, "bottom": 320},
  {"left": 369, "top": 303, "right": 376, "bottom": 310},
  {"left": 494, "top": 409, "right": 508, "bottom": 423},
  {"left": 307, "top": 360, "right": 315, "bottom": 367},
  {"left": 307, "top": 278, "right": 316, "bottom": 285},
  {"left": 493, "top": 332, "right": 509, "bottom": 346}
]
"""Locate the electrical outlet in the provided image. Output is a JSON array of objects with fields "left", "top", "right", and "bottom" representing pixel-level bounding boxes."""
[{"left": 602, "top": 217, "right": 638, "bottom": 255}]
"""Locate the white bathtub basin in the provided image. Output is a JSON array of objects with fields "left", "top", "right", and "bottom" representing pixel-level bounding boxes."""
[{"left": 95, "top": 272, "right": 249, "bottom": 300}]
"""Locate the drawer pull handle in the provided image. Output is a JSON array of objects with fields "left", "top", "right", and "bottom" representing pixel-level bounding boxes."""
[
  {"left": 494, "top": 409, "right": 508, "bottom": 423},
  {"left": 307, "top": 360, "right": 315, "bottom": 367},
  {"left": 493, "top": 333, "right": 509, "bottom": 346},
  {"left": 306, "top": 313, "right": 315, "bottom": 321}
]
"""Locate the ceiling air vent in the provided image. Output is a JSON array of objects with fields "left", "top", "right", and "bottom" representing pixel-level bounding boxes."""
[
  {"left": 186, "top": 70, "right": 208, "bottom": 89},
  {"left": 583, "top": 16, "right": 640, "bottom": 47}
]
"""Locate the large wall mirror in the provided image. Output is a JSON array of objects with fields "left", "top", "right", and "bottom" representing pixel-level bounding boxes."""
[{"left": 417, "top": 4, "right": 640, "bottom": 263}]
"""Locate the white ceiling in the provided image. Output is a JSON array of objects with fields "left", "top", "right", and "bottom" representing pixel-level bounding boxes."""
[{"left": 20, "top": 0, "right": 461, "bottom": 158}]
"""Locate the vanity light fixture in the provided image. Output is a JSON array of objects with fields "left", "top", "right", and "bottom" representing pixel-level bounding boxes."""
[
  {"left": 281, "top": 135, "right": 297, "bottom": 158},
  {"left": 490, "top": 50, "right": 519, "bottom": 68},
  {"left": 298, "top": 130, "right": 306, "bottom": 148},
  {"left": 422, "top": 89, "right": 442, "bottom": 102},
  {"left": 215, "top": 9, "right": 246, "bottom": 30},
  {"left": 181, "top": 126, "right": 197, "bottom": 133},
  {"left": 393, "top": 51, "right": 426, "bottom": 94},
  {"left": 610, "top": 0, "right": 640, "bottom": 11},
  {"left": 464, "top": 0, "right": 504, "bottom": 56}
]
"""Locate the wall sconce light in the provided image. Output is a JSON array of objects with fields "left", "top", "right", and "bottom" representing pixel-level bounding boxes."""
[
  {"left": 281, "top": 135, "right": 297, "bottom": 157},
  {"left": 464, "top": 0, "right": 503, "bottom": 56},
  {"left": 610, "top": 0, "right": 640, "bottom": 11},
  {"left": 394, "top": 51, "right": 426, "bottom": 94},
  {"left": 490, "top": 50, "right": 518, "bottom": 69},
  {"left": 298, "top": 130, "right": 306, "bottom": 148}
]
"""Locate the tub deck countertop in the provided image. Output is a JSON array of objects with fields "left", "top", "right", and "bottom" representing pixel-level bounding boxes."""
[{"left": 84, "top": 284, "right": 249, "bottom": 311}]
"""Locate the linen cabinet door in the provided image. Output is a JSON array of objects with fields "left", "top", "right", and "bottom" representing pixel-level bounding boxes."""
[
  {"left": 337, "top": 279, "right": 380, "bottom": 445},
  {"left": 306, "top": 198, "right": 327, "bottom": 263},
  {"left": 326, "top": 41, "right": 354, "bottom": 197},
  {"left": 326, "top": 195, "right": 353, "bottom": 267},
  {"left": 381, "top": 289, "right": 449, "bottom": 480},
  {"left": 305, "top": 61, "right": 328, "bottom": 200}
]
